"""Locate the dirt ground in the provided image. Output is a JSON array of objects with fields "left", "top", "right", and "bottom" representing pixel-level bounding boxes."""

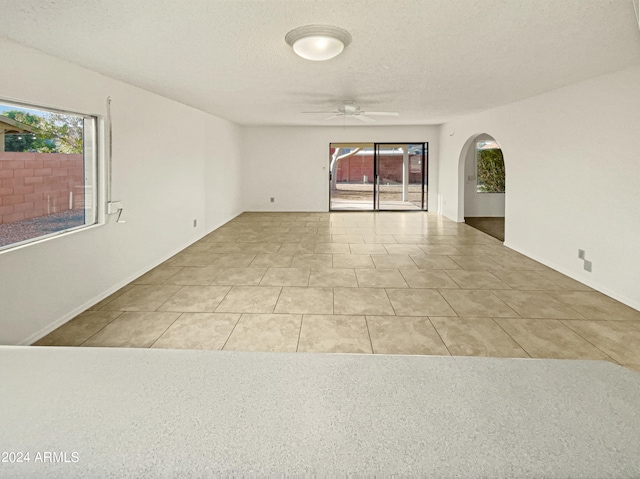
[{"left": 0, "top": 210, "right": 85, "bottom": 247}]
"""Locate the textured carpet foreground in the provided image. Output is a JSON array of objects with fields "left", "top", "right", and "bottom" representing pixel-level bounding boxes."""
[{"left": 1, "top": 347, "right": 639, "bottom": 477}]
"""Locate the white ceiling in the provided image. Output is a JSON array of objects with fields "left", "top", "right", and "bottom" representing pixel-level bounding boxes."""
[{"left": 1, "top": 0, "right": 639, "bottom": 126}]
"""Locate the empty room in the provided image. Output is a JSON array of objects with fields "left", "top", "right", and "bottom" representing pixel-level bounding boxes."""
[{"left": 1, "top": 0, "right": 640, "bottom": 476}]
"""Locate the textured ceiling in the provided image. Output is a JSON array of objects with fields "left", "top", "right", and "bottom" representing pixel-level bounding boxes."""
[{"left": 1, "top": 0, "right": 639, "bottom": 126}]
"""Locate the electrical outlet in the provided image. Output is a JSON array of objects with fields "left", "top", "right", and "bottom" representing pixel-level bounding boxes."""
[
  {"left": 270, "top": 197, "right": 275, "bottom": 203},
  {"left": 584, "top": 260, "right": 592, "bottom": 272},
  {"left": 193, "top": 219, "right": 197, "bottom": 228},
  {"left": 578, "top": 249, "right": 585, "bottom": 259}
]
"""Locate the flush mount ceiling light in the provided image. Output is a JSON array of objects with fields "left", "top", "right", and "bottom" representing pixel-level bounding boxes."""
[{"left": 285, "top": 25, "right": 352, "bottom": 61}]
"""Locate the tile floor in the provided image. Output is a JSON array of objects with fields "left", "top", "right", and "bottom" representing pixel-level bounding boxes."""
[{"left": 35, "top": 212, "right": 640, "bottom": 372}]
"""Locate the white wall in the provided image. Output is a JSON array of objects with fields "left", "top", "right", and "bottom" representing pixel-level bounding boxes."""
[
  {"left": 0, "top": 41, "right": 242, "bottom": 345},
  {"left": 241, "top": 126, "right": 440, "bottom": 212},
  {"left": 438, "top": 65, "right": 640, "bottom": 309},
  {"left": 463, "top": 134, "right": 505, "bottom": 217}
]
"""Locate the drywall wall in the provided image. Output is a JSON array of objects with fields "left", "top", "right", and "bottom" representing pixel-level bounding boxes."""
[
  {"left": 438, "top": 65, "right": 640, "bottom": 309},
  {"left": 0, "top": 40, "right": 242, "bottom": 345},
  {"left": 241, "top": 125, "right": 439, "bottom": 212},
  {"left": 463, "top": 134, "right": 505, "bottom": 217}
]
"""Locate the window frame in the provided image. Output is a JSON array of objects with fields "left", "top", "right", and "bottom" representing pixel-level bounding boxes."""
[{"left": 0, "top": 98, "right": 99, "bottom": 253}]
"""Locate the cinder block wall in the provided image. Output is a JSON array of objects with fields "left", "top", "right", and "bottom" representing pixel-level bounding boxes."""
[{"left": 0, "top": 152, "right": 83, "bottom": 224}]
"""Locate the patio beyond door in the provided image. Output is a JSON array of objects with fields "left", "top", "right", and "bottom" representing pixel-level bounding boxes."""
[{"left": 329, "top": 142, "right": 427, "bottom": 211}]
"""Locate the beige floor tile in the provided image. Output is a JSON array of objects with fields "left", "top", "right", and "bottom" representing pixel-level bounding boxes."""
[
  {"left": 430, "top": 317, "right": 529, "bottom": 358},
  {"left": 438, "top": 290, "right": 517, "bottom": 317},
  {"left": 349, "top": 244, "right": 388, "bottom": 255},
  {"left": 491, "top": 270, "right": 561, "bottom": 290},
  {"left": 371, "top": 254, "right": 418, "bottom": 269},
  {"left": 551, "top": 291, "right": 640, "bottom": 320},
  {"left": 215, "top": 286, "right": 282, "bottom": 313},
  {"left": 393, "top": 235, "right": 429, "bottom": 244},
  {"left": 496, "top": 318, "right": 610, "bottom": 360},
  {"left": 367, "top": 316, "right": 450, "bottom": 355},
  {"left": 386, "top": 289, "right": 457, "bottom": 316},
  {"left": 331, "top": 234, "right": 364, "bottom": 243},
  {"left": 363, "top": 235, "right": 397, "bottom": 244},
  {"left": 133, "top": 265, "right": 183, "bottom": 285},
  {"left": 249, "top": 254, "right": 294, "bottom": 268},
  {"left": 399, "top": 269, "right": 460, "bottom": 289},
  {"left": 536, "top": 268, "right": 594, "bottom": 291},
  {"left": 448, "top": 255, "right": 504, "bottom": 270},
  {"left": 82, "top": 312, "right": 180, "bottom": 348},
  {"left": 34, "top": 311, "right": 123, "bottom": 346},
  {"left": 445, "top": 270, "right": 511, "bottom": 290},
  {"left": 87, "top": 285, "right": 134, "bottom": 311},
  {"left": 334, "top": 288, "right": 395, "bottom": 315},
  {"left": 164, "top": 266, "right": 221, "bottom": 286},
  {"left": 418, "top": 245, "right": 463, "bottom": 255},
  {"left": 355, "top": 269, "right": 408, "bottom": 288},
  {"left": 313, "top": 243, "right": 351, "bottom": 254},
  {"left": 211, "top": 253, "right": 256, "bottom": 268},
  {"left": 309, "top": 268, "right": 358, "bottom": 287},
  {"left": 181, "top": 242, "right": 214, "bottom": 254},
  {"left": 291, "top": 253, "right": 333, "bottom": 268},
  {"left": 212, "top": 268, "right": 267, "bottom": 286},
  {"left": 332, "top": 254, "right": 375, "bottom": 269},
  {"left": 494, "top": 254, "right": 545, "bottom": 270},
  {"left": 410, "top": 255, "right": 461, "bottom": 270},
  {"left": 151, "top": 313, "right": 240, "bottom": 350},
  {"left": 260, "top": 267, "right": 310, "bottom": 286},
  {"left": 207, "top": 242, "right": 246, "bottom": 253},
  {"left": 276, "top": 243, "right": 317, "bottom": 254},
  {"left": 223, "top": 313, "right": 302, "bottom": 352},
  {"left": 382, "top": 244, "right": 425, "bottom": 255},
  {"left": 561, "top": 320, "right": 640, "bottom": 364},
  {"left": 298, "top": 315, "right": 372, "bottom": 353},
  {"left": 492, "top": 290, "right": 584, "bottom": 319},
  {"left": 100, "top": 285, "right": 182, "bottom": 311},
  {"left": 168, "top": 252, "right": 220, "bottom": 267},
  {"left": 274, "top": 287, "right": 334, "bottom": 314},
  {"left": 158, "top": 285, "right": 231, "bottom": 312},
  {"left": 237, "top": 243, "right": 282, "bottom": 254}
]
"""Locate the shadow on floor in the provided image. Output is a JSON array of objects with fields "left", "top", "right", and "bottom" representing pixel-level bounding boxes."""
[{"left": 464, "top": 217, "right": 505, "bottom": 242}]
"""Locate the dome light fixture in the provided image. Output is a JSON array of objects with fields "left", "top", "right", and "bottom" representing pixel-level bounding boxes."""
[{"left": 285, "top": 25, "right": 352, "bottom": 61}]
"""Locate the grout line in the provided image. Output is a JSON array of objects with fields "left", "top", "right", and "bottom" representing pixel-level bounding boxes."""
[
  {"left": 77, "top": 311, "right": 126, "bottom": 347},
  {"left": 383, "top": 288, "right": 398, "bottom": 316},
  {"left": 427, "top": 316, "right": 453, "bottom": 356},
  {"left": 295, "top": 314, "right": 304, "bottom": 352},
  {"left": 490, "top": 317, "right": 532, "bottom": 358},
  {"left": 558, "top": 320, "right": 618, "bottom": 363},
  {"left": 363, "top": 315, "right": 375, "bottom": 354},
  {"left": 220, "top": 313, "right": 243, "bottom": 351},
  {"left": 148, "top": 312, "right": 184, "bottom": 349}
]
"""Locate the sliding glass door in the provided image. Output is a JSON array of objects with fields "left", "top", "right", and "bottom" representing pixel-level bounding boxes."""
[{"left": 329, "top": 142, "right": 428, "bottom": 211}]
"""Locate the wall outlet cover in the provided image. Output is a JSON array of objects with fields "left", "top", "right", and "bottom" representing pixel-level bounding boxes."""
[
  {"left": 270, "top": 197, "right": 275, "bottom": 203},
  {"left": 578, "top": 249, "right": 585, "bottom": 259},
  {"left": 584, "top": 260, "right": 592, "bottom": 272}
]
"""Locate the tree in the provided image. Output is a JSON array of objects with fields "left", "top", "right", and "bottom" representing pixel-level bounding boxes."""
[
  {"left": 477, "top": 148, "right": 505, "bottom": 193},
  {"left": 2, "top": 110, "right": 83, "bottom": 154}
]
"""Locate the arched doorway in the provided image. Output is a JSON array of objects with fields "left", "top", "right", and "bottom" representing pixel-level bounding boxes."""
[{"left": 458, "top": 133, "right": 505, "bottom": 241}]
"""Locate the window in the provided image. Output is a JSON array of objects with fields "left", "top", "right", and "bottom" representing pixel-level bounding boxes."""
[
  {"left": 476, "top": 140, "right": 505, "bottom": 193},
  {"left": 0, "top": 100, "right": 97, "bottom": 251}
]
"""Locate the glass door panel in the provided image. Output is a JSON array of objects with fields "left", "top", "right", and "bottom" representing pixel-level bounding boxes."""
[
  {"left": 374, "top": 143, "right": 426, "bottom": 211},
  {"left": 329, "top": 143, "right": 375, "bottom": 210}
]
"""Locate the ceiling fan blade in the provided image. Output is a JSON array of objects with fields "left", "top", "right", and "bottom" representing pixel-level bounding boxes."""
[
  {"left": 324, "top": 115, "right": 344, "bottom": 120},
  {"left": 301, "top": 111, "right": 339, "bottom": 114},
  {"left": 361, "top": 111, "right": 399, "bottom": 116},
  {"left": 353, "top": 114, "right": 376, "bottom": 123}
]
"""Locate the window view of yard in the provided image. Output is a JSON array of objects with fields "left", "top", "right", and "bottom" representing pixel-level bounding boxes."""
[
  {"left": 476, "top": 140, "right": 505, "bottom": 193},
  {"left": 0, "top": 102, "right": 96, "bottom": 249}
]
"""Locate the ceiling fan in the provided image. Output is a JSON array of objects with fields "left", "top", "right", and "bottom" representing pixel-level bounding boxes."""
[{"left": 301, "top": 101, "right": 399, "bottom": 123}]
